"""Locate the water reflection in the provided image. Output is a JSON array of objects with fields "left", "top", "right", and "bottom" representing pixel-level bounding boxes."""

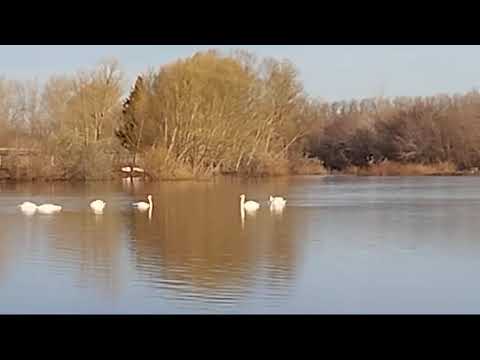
[
  {"left": 240, "top": 205, "right": 259, "bottom": 230},
  {"left": 0, "top": 178, "right": 305, "bottom": 311},
  {"left": 44, "top": 209, "right": 128, "bottom": 297},
  {"left": 270, "top": 204, "right": 285, "bottom": 217},
  {"left": 127, "top": 180, "right": 302, "bottom": 309}
]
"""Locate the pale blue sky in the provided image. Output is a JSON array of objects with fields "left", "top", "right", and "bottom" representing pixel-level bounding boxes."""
[{"left": 1, "top": 45, "right": 479, "bottom": 101}]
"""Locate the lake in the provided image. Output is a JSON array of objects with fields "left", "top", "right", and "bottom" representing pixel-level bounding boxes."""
[{"left": 1, "top": 175, "right": 480, "bottom": 314}]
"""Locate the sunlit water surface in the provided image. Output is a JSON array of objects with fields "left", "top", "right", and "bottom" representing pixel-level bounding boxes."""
[{"left": 1, "top": 176, "right": 480, "bottom": 314}]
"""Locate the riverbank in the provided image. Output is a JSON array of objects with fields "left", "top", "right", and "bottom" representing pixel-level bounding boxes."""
[
  {"left": 1, "top": 159, "right": 479, "bottom": 183},
  {"left": 341, "top": 161, "right": 466, "bottom": 177}
]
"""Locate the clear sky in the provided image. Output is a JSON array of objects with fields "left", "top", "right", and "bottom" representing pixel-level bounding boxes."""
[{"left": 1, "top": 45, "right": 480, "bottom": 101}]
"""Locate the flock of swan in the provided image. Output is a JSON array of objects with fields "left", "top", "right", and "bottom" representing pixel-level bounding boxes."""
[
  {"left": 17, "top": 194, "right": 154, "bottom": 215},
  {"left": 239, "top": 194, "right": 286, "bottom": 228},
  {"left": 16, "top": 192, "right": 286, "bottom": 221},
  {"left": 240, "top": 194, "right": 287, "bottom": 213}
]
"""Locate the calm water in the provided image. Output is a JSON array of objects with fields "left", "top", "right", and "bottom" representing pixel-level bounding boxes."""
[{"left": 1, "top": 176, "right": 480, "bottom": 314}]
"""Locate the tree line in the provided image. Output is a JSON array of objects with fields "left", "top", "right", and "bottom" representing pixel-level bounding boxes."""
[
  {"left": 307, "top": 93, "right": 480, "bottom": 173},
  {"left": 0, "top": 49, "right": 478, "bottom": 180}
]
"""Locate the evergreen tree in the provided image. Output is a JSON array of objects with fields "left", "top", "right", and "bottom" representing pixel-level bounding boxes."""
[{"left": 115, "top": 76, "right": 145, "bottom": 163}]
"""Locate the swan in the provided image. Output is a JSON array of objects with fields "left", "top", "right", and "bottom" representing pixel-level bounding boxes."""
[
  {"left": 240, "top": 194, "right": 260, "bottom": 212},
  {"left": 269, "top": 196, "right": 287, "bottom": 207},
  {"left": 133, "top": 195, "right": 153, "bottom": 211},
  {"left": 90, "top": 199, "right": 106, "bottom": 213},
  {"left": 18, "top": 201, "right": 37, "bottom": 214},
  {"left": 37, "top": 203, "right": 62, "bottom": 214},
  {"left": 122, "top": 166, "right": 145, "bottom": 173}
]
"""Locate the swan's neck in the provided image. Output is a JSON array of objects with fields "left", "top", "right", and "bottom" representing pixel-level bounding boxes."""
[
  {"left": 149, "top": 197, "right": 153, "bottom": 208},
  {"left": 240, "top": 197, "right": 244, "bottom": 208},
  {"left": 240, "top": 206, "right": 245, "bottom": 228}
]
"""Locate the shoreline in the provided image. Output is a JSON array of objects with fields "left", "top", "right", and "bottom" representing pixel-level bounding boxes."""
[{"left": 1, "top": 171, "right": 479, "bottom": 184}]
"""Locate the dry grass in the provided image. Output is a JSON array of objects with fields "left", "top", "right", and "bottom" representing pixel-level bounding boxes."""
[
  {"left": 345, "top": 160, "right": 457, "bottom": 176},
  {"left": 2, "top": 144, "right": 464, "bottom": 182},
  {"left": 141, "top": 147, "right": 213, "bottom": 180},
  {"left": 291, "top": 157, "right": 328, "bottom": 175},
  {"left": 246, "top": 154, "right": 291, "bottom": 176}
]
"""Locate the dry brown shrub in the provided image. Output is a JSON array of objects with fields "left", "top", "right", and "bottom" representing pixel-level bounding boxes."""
[{"left": 346, "top": 160, "right": 457, "bottom": 176}]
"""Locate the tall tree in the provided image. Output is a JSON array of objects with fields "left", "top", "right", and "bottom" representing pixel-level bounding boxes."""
[{"left": 115, "top": 75, "right": 146, "bottom": 165}]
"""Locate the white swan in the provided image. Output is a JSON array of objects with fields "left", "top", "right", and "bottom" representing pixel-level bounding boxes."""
[
  {"left": 90, "top": 199, "right": 106, "bottom": 213},
  {"left": 240, "top": 194, "right": 260, "bottom": 212},
  {"left": 122, "top": 166, "right": 145, "bottom": 173},
  {"left": 269, "top": 196, "right": 287, "bottom": 208},
  {"left": 18, "top": 201, "right": 37, "bottom": 214},
  {"left": 133, "top": 195, "right": 153, "bottom": 211},
  {"left": 37, "top": 203, "right": 62, "bottom": 214}
]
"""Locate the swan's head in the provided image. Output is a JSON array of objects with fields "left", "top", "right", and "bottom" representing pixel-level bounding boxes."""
[
  {"left": 240, "top": 194, "right": 245, "bottom": 200},
  {"left": 147, "top": 195, "right": 153, "bottom": 201}
]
